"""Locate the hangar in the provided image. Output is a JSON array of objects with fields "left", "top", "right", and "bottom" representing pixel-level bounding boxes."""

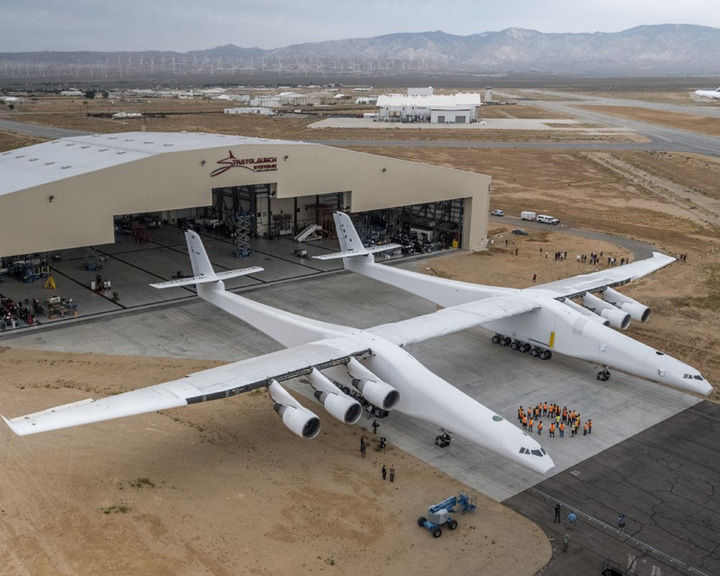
[{"left": 0, "top": 132, "right": 490, "bottom": 258}]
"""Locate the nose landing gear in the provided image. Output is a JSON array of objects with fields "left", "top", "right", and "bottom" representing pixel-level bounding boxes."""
[{"left": 597, "top": 367, "right": 611, "bottom": 381}]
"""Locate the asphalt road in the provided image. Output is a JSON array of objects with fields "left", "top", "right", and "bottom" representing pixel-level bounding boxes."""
[
  {"left": 0, "top": 118, "right": 90, "bottom": 139},
  {"left": 504, "top": 401, "right": 720, "bottom": 576},
  {"left": 491, "top": 215, "right": 658, "bottom": 260}
]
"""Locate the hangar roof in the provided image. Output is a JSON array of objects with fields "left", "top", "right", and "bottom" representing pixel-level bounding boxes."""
[
  {"left": 0, "top": 132, "right": 301, "bottom": 197},
  {"left": 376, "top": 93, "right": 481, "bottom": 108}
]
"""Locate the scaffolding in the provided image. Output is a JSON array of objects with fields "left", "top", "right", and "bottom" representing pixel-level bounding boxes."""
[{"left": 233, "top": 210, "right": 254, "bottom": 258}]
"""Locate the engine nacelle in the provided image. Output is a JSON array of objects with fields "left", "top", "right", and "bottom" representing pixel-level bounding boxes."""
[
  {"left": 581, "top": 293, "right": 631, "bottom": 330},
  {"left": 309, "top": 368, "right": 362, "bottom": 424},
  {"left": 602, "top": 287, "right": 651, "bottom": 323},
  {"left": 269, "top": 380, "right": 321, "bottom": 439},
  {"left": 352, "top": 379, "right": 400, "bottom": 410},
  {"left": 314, "top": 391, "right": 362, "bottom": 424},
  {"left": 561, "top": 298, "right": 610, "bottom": 326},
  {"left": 346, "top": 358, "right": 400, "bottom": 410}
]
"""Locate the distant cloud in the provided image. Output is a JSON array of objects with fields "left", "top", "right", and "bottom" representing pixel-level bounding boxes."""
[{"left": 1, "top": 0, "right": 719, "bottom": 51}]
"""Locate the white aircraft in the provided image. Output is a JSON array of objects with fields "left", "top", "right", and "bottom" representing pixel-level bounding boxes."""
[
  {"left": 315, "top": 212, "right": 711, "bottom": 397},
  {"left": 694, "top": 87, "right": 720, "bottom": 100},
  {"left": 2, "top": 230, "right": 554, "bottom": 474}
]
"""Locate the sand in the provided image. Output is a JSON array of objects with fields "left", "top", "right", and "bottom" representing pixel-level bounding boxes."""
[{"left": 0, "top": 348, "right": 550, "bottom": 576}]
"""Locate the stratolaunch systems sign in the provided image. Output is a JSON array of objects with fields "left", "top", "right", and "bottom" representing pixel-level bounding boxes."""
[{"left": 210, "top": 150, "right": 278, "bottom": 177}]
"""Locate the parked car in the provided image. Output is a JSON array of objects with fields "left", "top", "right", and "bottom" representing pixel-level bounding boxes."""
[
  {"left": 512, "top": 228, "right": 528, "bottom": 236},
  {"left": 490, "top": 209, "right": 504, "bottom": 216},
  {"left": 536, "top": 214, "right": 560, "bottom": 225}
]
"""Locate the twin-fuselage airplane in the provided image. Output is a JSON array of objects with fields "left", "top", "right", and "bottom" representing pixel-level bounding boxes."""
[{"left": 3, "top": 213, "right": 710, "bottom": 477}]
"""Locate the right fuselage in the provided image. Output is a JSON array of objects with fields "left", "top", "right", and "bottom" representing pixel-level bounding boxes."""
[{"left": 484, "top": 290, "right": 711, "bottom": 395}]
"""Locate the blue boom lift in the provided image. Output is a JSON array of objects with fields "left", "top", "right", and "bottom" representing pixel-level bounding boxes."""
[{"left": 417, "top": 493, "right": 476, "bottom": 538}]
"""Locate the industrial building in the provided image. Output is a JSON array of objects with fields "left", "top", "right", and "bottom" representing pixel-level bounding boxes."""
[
  {"left": 376, "top": 87, "right": 482, "bottom": 123},
  {"left": 0, "top": 132, "right": 491, "bottom": 259}
]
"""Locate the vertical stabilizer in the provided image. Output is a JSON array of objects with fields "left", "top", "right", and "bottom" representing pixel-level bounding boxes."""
[
  {"left": 333, "top": 212, "right": 364, "bottom": 253},
  {"left": 186, "top": 230, "right": 216, "bottom": 278}
]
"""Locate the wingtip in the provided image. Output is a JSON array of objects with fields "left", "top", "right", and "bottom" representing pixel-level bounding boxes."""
[{"left": 2, "top": 415, "right": 21, "bottom": 436}]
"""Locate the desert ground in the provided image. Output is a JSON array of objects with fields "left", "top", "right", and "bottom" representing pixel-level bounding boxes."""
[
  {"left": 582, "top": 105, "right": 720, "bottom": 137},
  {"left": 0, "top": 348, "right": 550, "bottom": 576},
  {"left": 1, "top": 96, "right": 628, "bottom": 143}
]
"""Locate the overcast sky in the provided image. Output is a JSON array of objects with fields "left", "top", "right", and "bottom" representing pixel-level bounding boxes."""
[{"left": 2, "top": 0, "right": 719, "bottom": 52}]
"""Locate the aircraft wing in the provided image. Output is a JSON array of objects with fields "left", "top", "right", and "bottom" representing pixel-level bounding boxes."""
[
  {"left": 3, "top": 339, "right": 369, "bottom": 436},
  {"left": 369, "top": 294, "right": 539, "bottom": 346},
  {"left": 533, "top": 252, "right": 675, "bottom": 298}
]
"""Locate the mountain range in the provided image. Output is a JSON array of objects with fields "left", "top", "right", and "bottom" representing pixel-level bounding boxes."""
[{"left": 2, "top": 24, "right": 720, "bottom": 85}]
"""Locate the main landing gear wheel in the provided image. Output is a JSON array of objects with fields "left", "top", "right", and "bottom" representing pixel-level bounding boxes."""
[
  {"left": 491, "top": 334, "right": 501, "bottom": 344},
  {"left": 597, "top": 369, "right": 611, "bottom": 382},
  {"left": 510, "top": 340, "right": 520, "bottom": 351},
  {"left": 502, "top": 336, "right": 512, "bottom": 346},
  {"left": 530, "top": 348, "right": 540, "bottom": 358},
  {"left": 541, "top": 350, "right": 552, "bottom": 360},
  {"left": 521, "top": 343, "right": 532, "bottom": 353}
]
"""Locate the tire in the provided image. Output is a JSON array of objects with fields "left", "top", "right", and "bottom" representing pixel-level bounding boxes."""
[
  {"left": 522, "top": 343, "right": 532, "bottom": 353},
  {"left": 432, "top": 528, "right": 442, "bottom": 538},
  {"left": 542, "top": 350, "right": 552, "bottom": 360},
  {"left": 510, "top": 341, "right": 519, "bottom": 350},
  {"left": 448, "top": 519, "right": 458, "bottom": 530},
  {"left": 530, "top": 348, "right": 539, "bottom": 357},
  {"left": 491, "top": 334, "right": 501, "bottom": 344},
  {"left": 418, "top": 516, "right": 427, "bottom": 527},
  {"left": 502, "top": 337, "right": 512, "bottom": 346}
]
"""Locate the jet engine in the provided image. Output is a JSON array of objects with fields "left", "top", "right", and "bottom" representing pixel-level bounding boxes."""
[
  {"left": 309, "top": 369, "right": 362, "bottom": 424},
  {"left": 602, "top": 287, "right": 651, "bottom": 323},
  {"left": 581, "top": 293, "right": 631, "bottom": 330},
  {"left": 346, "top": 358, "right": 400, "bottom": 410},
  {"left": 269, "top": 380, "right": 321, "bottom": 439},
  {"left": 562, "top": 298, "right": 610, "bottom": 326}
]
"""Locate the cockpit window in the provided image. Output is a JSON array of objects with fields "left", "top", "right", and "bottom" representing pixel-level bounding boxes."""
[
  {"left": 694, "top": 375, "right": 704, "bottom": 381},
  {"left": 655, "top": 351, "right": 665, "bottom": 356},
  {"left": 520, "top": 447, "right": 546, "bottom": 457}
]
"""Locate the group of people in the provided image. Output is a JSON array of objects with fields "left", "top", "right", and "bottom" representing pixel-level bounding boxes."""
[
  {"left": 573, "top": 251, "right": 629, "bottom": 267},
  {"left": 517, "top": 403, "right": 593, "bottom": 438}
]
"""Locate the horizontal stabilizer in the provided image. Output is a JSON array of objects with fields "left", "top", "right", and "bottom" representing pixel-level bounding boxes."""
[
  {"left": 313, "top": 244, "right": 401, "bottom": 261},
  {"left": 150, "top": 267, "right": 263, "bottom": 289}
]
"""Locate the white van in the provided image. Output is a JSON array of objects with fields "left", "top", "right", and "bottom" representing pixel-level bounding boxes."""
[
  {"left": 520, "top": 211, "right": 536, "bottom": 221},
  {"left": 536, "top": 214, "right": 559, "bottom": 225}
]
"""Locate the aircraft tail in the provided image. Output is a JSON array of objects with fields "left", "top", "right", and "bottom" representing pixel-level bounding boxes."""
[
  {"left": 313, "top": 212, "right": 401, "bottom": 261},
  {"left": 150, "top": 230, "right": 262, "bottom": 289}
]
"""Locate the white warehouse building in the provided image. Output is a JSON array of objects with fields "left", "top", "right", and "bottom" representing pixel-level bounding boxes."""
[{"left": 376, "top": 88, "right": 482, "bottom": 124}]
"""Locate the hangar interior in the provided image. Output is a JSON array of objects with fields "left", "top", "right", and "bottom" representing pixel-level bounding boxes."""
[{"left": 0, "top": 132, "right": 489, "bottom": 328}]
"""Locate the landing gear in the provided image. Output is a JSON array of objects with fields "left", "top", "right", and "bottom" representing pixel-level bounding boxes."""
[
  {"left": 435, "top": 429, "right": 452, "bottom": 448},
  {"left": 597, "top": 368, "right": 611, "bottom": 382},
  {"left": 491, "top": 335, "right": 550, "bottom": 359}
]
